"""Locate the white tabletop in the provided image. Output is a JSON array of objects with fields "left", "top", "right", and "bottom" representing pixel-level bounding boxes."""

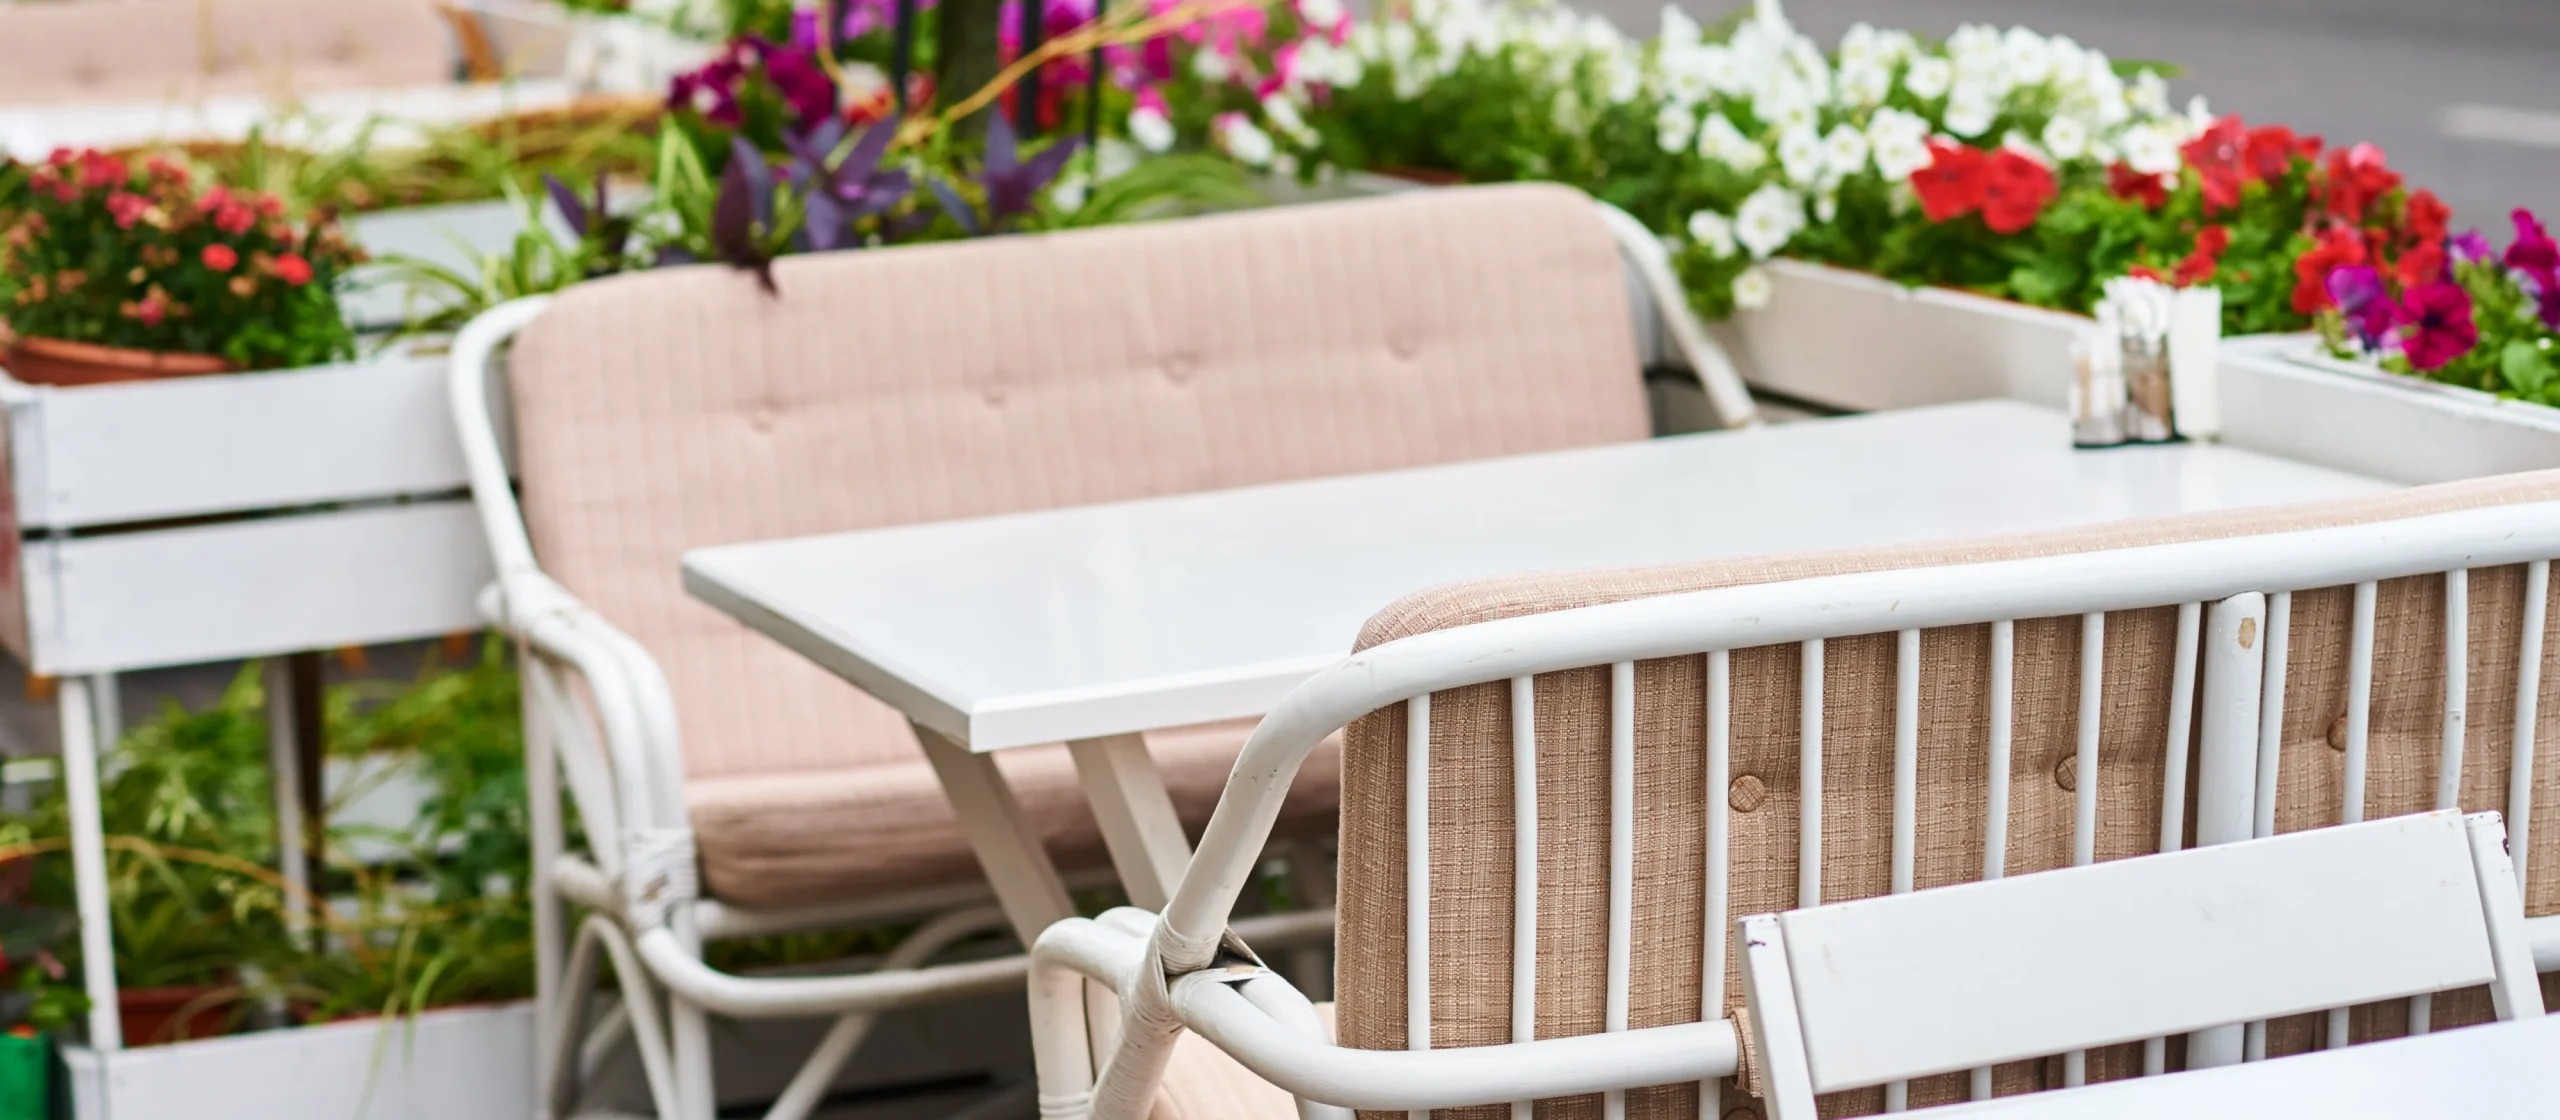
[
  {"left": 1929, "top": 1012, "right": 2560, "bottom": 1118},
  {"left": 684, "top": 400, "right": 2391, "bottom": 751}
]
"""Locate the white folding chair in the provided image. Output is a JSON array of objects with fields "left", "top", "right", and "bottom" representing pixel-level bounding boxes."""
[{"left": 1740, "top": 810, "right": 2546, "bottom": 1119}]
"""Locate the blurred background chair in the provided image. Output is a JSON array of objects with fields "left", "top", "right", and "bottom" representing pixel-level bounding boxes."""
[
  {"left": 0, "top": 0, "right": 456, "bottom": 107},
  {"left": 449, "top": 183, "right": 1729, "bottom": 1119},
  {"left": 1028, "top": 468, "right": 2560, "bottom": 1119}
]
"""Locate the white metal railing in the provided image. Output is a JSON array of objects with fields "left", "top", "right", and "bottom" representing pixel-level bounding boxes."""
[{"left": 1034, "top": 498, "right": 2560, "bottom": 1118}]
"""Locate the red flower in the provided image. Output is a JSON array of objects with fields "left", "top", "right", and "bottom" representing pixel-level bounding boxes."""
[
  {"left": 2395, "top": 281, "right": 2478, "bottom": 371},
  {"left": 2404, "top": 188, "right": 2450, "bottom": 245},
  {"left": 1911, "top": 140, "right": 1989, "bottom": 222},
  {"left": 1980, "top": 149, "right": 2058, "bottom": 234},
  {"left": 2243, "top": 124, "right": 2319, "bottom": 181},
  {"left": 201, "top": 244, "right": 238, "bottom": 272},
  {"left": 2181, "top": 115, "right": 2248, "bottom": 213},
  {"left": 253, "top": 193, "right": 284, "bottom": 218},
  {"left": 2292, "top": 225, "right": 2369, "bottom": 314},
  {"left": 2320, "top": 143, "right": 2401, "bottom": 223},
  {"left": 105, "top": 191, "right": 150, "bottom": 230},
  {"left": 2107, "top": 163, "right": 2168, "bottom": 209},
  {"left": 2174, "top": 225, "right": 2232, "bottom": 287},
  {"left": 76, "top": 150, "right": 125, "bottom": 190},
  {"left": 271, "top": 253, "right": 314, "bottom": 286},
  {"left": 213, "top": 202, "right": 258, "bottom": 236},
  {"left": 143, "top": 157, "right": 191, "bottom": 187},
  {"left": 2394, "top": 240, "right": 2446, "bottom": 291},
  {"left": 2128, "top": 264, "right": 2170, "bottom": 283}
]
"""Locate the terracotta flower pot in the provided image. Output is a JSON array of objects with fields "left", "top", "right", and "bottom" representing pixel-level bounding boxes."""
[
  {"left": 0, "top": 335, "right": 237, "bottom": 388},
  {"left": 117, "top": 986, "right": 235, "bottom": 1047}
]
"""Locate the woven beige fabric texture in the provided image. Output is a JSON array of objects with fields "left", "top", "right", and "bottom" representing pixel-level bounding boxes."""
[
  {"left": 0, "top": 0, "right": 451, "bottom": 106},
  {"left": 1333, "top": 469, "right": 2560, "bottom": 1118},
  {"left": 504, "top": 184, "right": 1650, "bottom": 906}
]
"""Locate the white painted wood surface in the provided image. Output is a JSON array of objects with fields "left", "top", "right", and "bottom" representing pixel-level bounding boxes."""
[
  {"left": 0, "top": 351, "right": 467, "bottom": 529},
  {"left": 1925, "top": 1010, "right": 2560, "bottom": 1119},
  {"left": 684, "top": 400, "right": 2389, "bottom": 753},
  {"left": 1772, "top": 813, "right": 2497, "bottom": 1093},
  {"left": 62, "top": 1003, "right": 536, "bottom": 1120},
  {"left": 2218, "top": 335, "right": 2560, "bottom": 485},
  {"left": 20, "top": 501, "right": 490, "bottom": 675},
  {"left": 1718, "top": 260, "right": 2084, "bottom": 413}
]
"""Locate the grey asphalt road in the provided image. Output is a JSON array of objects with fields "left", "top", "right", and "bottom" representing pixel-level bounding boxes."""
[{"left": 1590, "top": 0, "right": 2560, "bottom": 233}]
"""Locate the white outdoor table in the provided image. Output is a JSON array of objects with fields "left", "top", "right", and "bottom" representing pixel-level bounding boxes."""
[
  {"left": 1927, "top": 1011, "right": 2560, "bottom": 1118},
  {"left": 683, "top": 399, "right": 2393, "bottom": 941}
]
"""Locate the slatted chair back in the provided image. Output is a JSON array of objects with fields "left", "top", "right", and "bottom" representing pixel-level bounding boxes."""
[
  {"left": 1270, "top": 469, "right": 2560, "bottom": 1119},
  {"left": 1740, "top": 811, "right": 2542, "bottom": 1118}
]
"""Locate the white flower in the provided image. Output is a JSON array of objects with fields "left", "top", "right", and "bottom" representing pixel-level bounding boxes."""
[
  {"left": 1734, "top": 182, "right": 1805, "bottom": 259},
  {"left": 1128, "top": 106, "right": 1175, "bottom": 153},
  {"left": 1298, "top": 0, "right": 1345, "bottom": 31},
  {"left": 1868, "top": 107, "right": 1932, "bottom": 179},
  {"left": 2045, "top": 35, "right": 2088, "bottom": 85},
  {"left": 1836, "top": 59, "right": 1891, "bottom": 108},
  {"left": 1262, "top": 95, "right": 1317, "bottom": 146},
  {"left": 1946, "top": 23, "right": 2001, "bottom": 67},
  {"left": 1903, "top": 56, "right": 1953, "bottom": 100},
  {"left": 1944, "top": 84, "right": 1998, "bottom": 137},
  {"left": 1814, "top": 192, "right": 1838, "bottom": 223},
  {"left": 2121, "top": 122, "right": 2181, "bottom": 175},
  {"left": 1050, "top": 171, "right": 1088, "bottom": 212},
  {"left": 1777, "top": 124, "right": 1826, "bottom": 186},
  {"left": 2186, "top": 94, "right": 2215, "bottom": 130},
  {"left": 1697, "top": 44, "right": 1748, "bottom": 96},
  {"left": 1658, "top": 4, "right": 1701, "bottom": 47},
  {"left": 1732, "top": 266, "right": 1775, "bottom": 310},
  {"left": 2002, "top": 130, "right": 2048, "bottom": 163},
  {"left": 1192, "top": 48, "right": 1233, "bottom": 84},
  {"left": 1686, "top": 210, "right": 1736, "bottom": 258},
  {"left": 1838, "top": 21, "right": 1883, "bottom": 67},
  {"left": 1655, "top": 102, "right": 1697, "bottom": 153},
  {"left": 1697, "top": 112, "right": 1767, "bottom": 172},
  {"left": 1215, "top": 114, "right": 1275, "bottom": 167},
  {"left": 2130, "top": 69, "right": 2171, "bottom": 117},
  {"left": 2041, "top": 115, "right": 2089, "bottom": 161},
  {"left": 1822, "top": 123, "right": 1870, "bottom": 178},
  {"left": 2000, "top": 27, "right": 2052, "bottom": 86}
]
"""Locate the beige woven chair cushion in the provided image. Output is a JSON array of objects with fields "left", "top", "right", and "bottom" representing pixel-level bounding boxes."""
[
  {"left": 504, "top": 183, "right": 1649, "bottom": 905},
  {"left": 0, "top": 0, "right": 451, "bottom": 107},
  {"left": 1334, "top": 469, "right": 2560, "bottom": 1119}
]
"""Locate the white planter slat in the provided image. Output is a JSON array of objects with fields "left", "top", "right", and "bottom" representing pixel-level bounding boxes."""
[
  {"left": 2218, "top": 335, "right": 2560, "bottom": 485},
  {"left": 20, "top": 500, "right": 489, "bottom": 676},
  {"left": 61, "top": 1003, "right": 534, "bottom": 1120},
  {"left": 1721, "top": 259, "right": 2084, "bottom": 412},
  {"left": 3, "top": 352, "right": 465, "bottom": 530}
]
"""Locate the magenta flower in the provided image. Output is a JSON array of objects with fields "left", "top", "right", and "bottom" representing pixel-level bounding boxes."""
[
  {"left": 2508, "top": 208, "right": 2560, "bottom": 276},
  {"left": 2325, "top": 265, "right": 2392, "bottom": 349},
  {"left": 2394, "top": 281, "right": 2479, "bottom": 371},
  {"left": 667, "top": 36, "right": 837, "bottom": 135},
  {"left": 2449, "top": 230, "right": 2493, "bottom": 264}
]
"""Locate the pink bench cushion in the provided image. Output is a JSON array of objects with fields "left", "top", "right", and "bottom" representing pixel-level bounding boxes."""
[
  {"left": 0, "top": 0, "right": 451, "bottom": 106},
  {"left": 505, "top": 184, "right": 1650, "bottom": 905}
]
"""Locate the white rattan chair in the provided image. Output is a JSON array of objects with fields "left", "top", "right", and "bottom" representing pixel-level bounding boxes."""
[
  {"left": 446, "top": 183, "right": 1748, "bottom": 1120},
  {"left": 1026, "top": 470, "right": 2560, "bottom": 1119},
  {"left": 1740, "top": 810, "right": 2543, "bottom": 1119}
]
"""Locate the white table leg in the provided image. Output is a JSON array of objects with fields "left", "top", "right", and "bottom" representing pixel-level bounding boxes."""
[
  {"left": 911, "top": 721, "right": 1076, "bottom": 942},
  {"left": 59, "top": 676, "right": 123, "bottom": 1051},
  {"left": 1067, "top": 734, "right": 1193, "bottom": 912}
]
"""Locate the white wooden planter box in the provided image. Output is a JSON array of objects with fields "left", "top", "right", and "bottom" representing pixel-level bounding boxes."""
[
  {"left": 2217, "top": 334, "right": 2560, "bottom": 485},
  {"left": 1721, "top": 259, "right": 2560, "bottom": 483},
  {"left": 59, "top": 1003, "right": 535, "bottom": 1120},
  {"left": 0, "top": 350, "right": 493, "bottom": 676},
  {"left": 343, "top": 200, "right": 537, "bottom": 333}
]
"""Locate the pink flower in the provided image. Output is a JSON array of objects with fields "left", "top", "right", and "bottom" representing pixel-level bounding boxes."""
[
  {"left": 105, "top": 191, "right": 150, "bottom": 229},
  {"left": 2507, "top": 208, "right": 2559, "bottom": 277},
  {"left": 2394, "top": 281, "right": 2478, "bottom": 372},
  {"left": 271, "top": 253, "right": 315, "bottom": 287},
  {"left": 200, "top": 244, "right": 237, "bottom": 272}
]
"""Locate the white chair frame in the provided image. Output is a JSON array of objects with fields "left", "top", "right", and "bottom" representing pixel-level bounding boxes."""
[
  {"left": 1027, "top": 498, "right": 2560, "bottom": 1118},
  {"left": 1741, "top": 810, "right": 2543, "bottom": 1119},
  {"left": 444, "top": 196, "right": 1747, "bottom": 1120}
]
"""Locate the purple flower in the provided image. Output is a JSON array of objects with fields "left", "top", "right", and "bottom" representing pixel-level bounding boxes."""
[
  {"left": 2394, "top": 281, "right": 2479, "bottom": 372},
  {"left": 2449, "top": 230, "right": 2493, "bottom": 264},
  {"left": 2326, "top": 265, "right": 2393, "bottom": 349},
  {"left": 666, "top": 35, "right": 838, "bottom": 135}
]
